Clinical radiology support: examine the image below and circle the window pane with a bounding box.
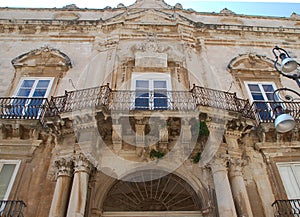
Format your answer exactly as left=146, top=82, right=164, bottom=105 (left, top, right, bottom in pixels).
left=0, top=164, right=16, bottom=200
left=36, top=80, right=50, bottom=88
left=248, top=84, right=260, bottom=92
left=20, top=80, right=34, bottom=88
left=265, top=93, right=275, bottom=101
left=252, top=93, right=264, bottom=101
left=136, top=80, right=149, bottom=89
left=154, top=81, right=167, bottom=89
left=32, top=89, right=47, bottom=97
left=16, top=89, right=31, bottom=97
left=136, top=91, right=149, bottom=98
left=135, top=98, right=149, bottom=110
left=262, top=84, right=275, bottom=92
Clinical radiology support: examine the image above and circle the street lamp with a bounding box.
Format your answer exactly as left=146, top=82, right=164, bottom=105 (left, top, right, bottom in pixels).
left=273, top=88, right=300, bottom=133
left=272, top=46, right=300, bottom=87
left=271, top=46, right=300, bottom=132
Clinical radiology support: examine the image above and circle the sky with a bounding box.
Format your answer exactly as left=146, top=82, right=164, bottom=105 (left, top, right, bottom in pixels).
left=0, top=0, right=299, bottom=18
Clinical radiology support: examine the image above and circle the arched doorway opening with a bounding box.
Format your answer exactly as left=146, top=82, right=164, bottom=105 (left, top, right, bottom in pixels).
left=102, top=170, right=203, bottom=217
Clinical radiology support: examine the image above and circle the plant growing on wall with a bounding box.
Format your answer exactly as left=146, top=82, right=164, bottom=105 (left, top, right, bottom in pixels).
left=198, top=121, right=209, bottom=137
left=192, top=152, right=202, bottom=163
left=150, top=149, right=165, bottom=159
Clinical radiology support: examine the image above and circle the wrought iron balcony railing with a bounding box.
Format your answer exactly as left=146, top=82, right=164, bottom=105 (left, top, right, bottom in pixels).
left=51, top=84, right=111, bottom=113
left=272, top=199, right=300, bottom=216
left=0, top=97, right=55, bottom=127
left=0, top=200, right=26, bottom=217
left=251, top=101, right=300, bottom=124
left=109, top=90, right=196, bottom=111
left=191, top=85, right=254, bottom=119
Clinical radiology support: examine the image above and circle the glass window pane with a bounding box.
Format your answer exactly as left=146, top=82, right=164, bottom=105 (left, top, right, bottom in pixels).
left=136, top=80, right=149, bottom=89
left=252, top=93, right=264, bottom=101
left=135, top=98, right=149, bottom=110
left=20, top=80, right=34, bottom=88
left=32, top=89, right=47, bottom=97
left=248, top=84, right=260, bottom=92
left=136, top=91, right=149, bottom=98
left=154, top=81, right=167, bottom=89
left=0, top=164, right=16, bottom=200
left=262, top=84, right=275, bottom=92
left=266, top=93, right=275, bottom=101
left=16, top=89, right=31, bottom=97
left=36, top=80, right=50, bottom=88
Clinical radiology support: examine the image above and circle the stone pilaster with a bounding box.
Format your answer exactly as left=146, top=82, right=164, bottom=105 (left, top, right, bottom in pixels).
left=210, top=158, right=237, bottom=217
left=135, top=124, right=145, bottom=145
left=66, top=153, right=93, bottom=217
left=112, top=124, right=122, bottom=152
left=49, top=158, right=73, bottom=217
left=181, top=119, right=191, bottom=144
left=229, top=159, right=253, bottom=217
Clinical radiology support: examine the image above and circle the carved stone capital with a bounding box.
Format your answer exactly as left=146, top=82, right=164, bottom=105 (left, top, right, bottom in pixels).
left=55, top=157, right=73, bottom=178
left=209, top=157, right=229, bottom=174
left=73, top=153, right=93, bottom=174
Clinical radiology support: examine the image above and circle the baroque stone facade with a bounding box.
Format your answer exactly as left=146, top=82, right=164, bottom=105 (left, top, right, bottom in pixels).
left=0, top=0, right=300, bottom=217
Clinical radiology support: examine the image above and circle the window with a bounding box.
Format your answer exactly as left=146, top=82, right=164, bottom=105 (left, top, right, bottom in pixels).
left=0, top=160, right=20, bottom=200
left=132, top=73, right=171, bottom=110
left=245, top=82, right=278, bottom=120
left=10, top=77, right=53, bottom=118
left=277, top=162, right=300, bottom=199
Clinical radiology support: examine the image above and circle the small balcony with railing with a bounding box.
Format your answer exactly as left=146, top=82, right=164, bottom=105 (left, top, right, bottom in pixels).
left=0, top=200, right=26, bottom=217
left=0, top=97, right=57, bottom=127
left=272, top=199, right=300, bottom=217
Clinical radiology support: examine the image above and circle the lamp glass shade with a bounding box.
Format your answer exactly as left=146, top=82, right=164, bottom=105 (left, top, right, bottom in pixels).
left=275, top=113, right=296, bottom=133
left=281, top=57, right=298, bottom=73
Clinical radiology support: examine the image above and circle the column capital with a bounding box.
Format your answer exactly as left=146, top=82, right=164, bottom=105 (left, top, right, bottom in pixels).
left=209, top=156, right=229, bottom=174
left=229, top=158, right=246, bottom=178
left=55, top=157, right=73, bottom=178
left=73, top=153, right=93, bottom=174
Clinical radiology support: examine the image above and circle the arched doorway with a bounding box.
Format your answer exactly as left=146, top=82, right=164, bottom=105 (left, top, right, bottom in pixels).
left=102, top=170, right=203, bottom=217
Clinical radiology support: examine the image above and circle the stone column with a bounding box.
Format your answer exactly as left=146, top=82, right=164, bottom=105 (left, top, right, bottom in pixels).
left=49, top=158, right=73, bottom=217
left=211, top=158, right=237, bottom=217
left=66, top=154, right=92, bottom=217
left=229, top=160, right=253, bottom=217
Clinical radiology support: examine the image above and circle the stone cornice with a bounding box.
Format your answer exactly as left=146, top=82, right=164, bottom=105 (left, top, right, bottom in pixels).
left=0, top=19, right=299, bottom=36
left=255, top=141, right=300, bottom=151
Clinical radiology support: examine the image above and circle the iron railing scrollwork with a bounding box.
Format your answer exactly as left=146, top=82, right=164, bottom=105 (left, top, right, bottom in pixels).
left=191, top=85, right=255, bottom=119
left=272, top=199, right=300, bottom=216
left=0, top=200, right=26, bottom=217
left=109, top=90, right=196, bottom=111
left=0, top=97, right=53, bottom=127
left=51, top=84, right=111, bottom=113
left=251, top=101, right=300, bottom=124
left=3, top=84, right=299, bottom=126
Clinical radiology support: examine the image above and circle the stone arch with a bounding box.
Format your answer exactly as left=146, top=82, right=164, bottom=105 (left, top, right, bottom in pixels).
left=12, top=46, right=71, bottom=71
left=90, top=167, right=211, bottom=215
left=227, top=53, right=275, bottom=74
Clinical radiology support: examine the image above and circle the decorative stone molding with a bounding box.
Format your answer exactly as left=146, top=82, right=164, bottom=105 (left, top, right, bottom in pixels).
left=12, top=46, right=72, bottom=69
left=73, top=153, right=93, bottom=174
left=209, top=157, right=229, bottom=174
left=220, top=8, right=235, bottom=15
left=55, top=157, right=73, bottom=178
